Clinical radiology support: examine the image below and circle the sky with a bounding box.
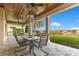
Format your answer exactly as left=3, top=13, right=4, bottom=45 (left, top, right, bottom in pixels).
left=36, top=6, right=79, bottom=30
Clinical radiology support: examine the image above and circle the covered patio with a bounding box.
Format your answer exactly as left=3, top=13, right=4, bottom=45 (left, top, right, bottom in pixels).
left=0, top=3, right=79, bottom=56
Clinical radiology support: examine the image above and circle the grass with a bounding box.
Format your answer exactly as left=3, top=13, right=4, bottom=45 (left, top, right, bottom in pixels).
left=50, top=34, right=79, bottom=49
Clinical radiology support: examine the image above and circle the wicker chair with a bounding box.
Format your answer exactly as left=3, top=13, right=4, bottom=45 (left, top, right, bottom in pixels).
left=14, top=34, right=30, bottom=56
left=33, top=33, right=49, bottom=56
left=39, top=33, right=48, bottom=48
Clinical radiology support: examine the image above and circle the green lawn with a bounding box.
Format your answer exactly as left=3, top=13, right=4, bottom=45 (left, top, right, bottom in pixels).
left=50, top=34, right=79, bottom=49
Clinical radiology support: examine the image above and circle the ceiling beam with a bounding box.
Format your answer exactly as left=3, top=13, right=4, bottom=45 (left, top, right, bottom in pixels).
left=37, top=3, right=78, bottom=19
left=7, top=20, right=25, bottom=25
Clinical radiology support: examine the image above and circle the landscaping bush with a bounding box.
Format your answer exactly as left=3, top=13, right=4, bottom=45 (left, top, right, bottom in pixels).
left=13, top=28, right=24, bottom=35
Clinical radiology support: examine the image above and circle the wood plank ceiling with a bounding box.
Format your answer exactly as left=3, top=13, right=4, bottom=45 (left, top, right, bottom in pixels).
left=0, top=3, right=63, bottom=24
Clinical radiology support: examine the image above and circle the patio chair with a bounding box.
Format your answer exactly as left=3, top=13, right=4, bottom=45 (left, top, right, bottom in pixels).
left=23, top=33, right=29, bottom=37
left=14, top=34, right=30, bottom=56
left=34, top=33, right=48, bottom=48
left=33, top=33, right=49, bottom=56
left=14, top=35, right=27, bottom=47
left=39, top=33, right=48, bottom=48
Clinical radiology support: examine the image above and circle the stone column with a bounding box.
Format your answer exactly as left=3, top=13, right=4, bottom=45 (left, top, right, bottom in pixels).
left=46, top=16, right=50, bottom=43
left=0, top=7, right=6, bottom=50
left=29, top=21, right=33, bottom=36
left=28, top=15, right=33, bottom=36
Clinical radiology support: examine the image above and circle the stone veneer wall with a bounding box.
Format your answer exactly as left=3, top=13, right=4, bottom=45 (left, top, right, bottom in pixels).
left=0, top=7, right=8, bottom=54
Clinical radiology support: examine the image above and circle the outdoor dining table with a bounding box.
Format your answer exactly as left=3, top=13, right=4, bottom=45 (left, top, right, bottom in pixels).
left=21, top=35, right=40, bottom=55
